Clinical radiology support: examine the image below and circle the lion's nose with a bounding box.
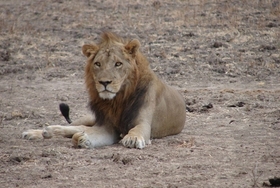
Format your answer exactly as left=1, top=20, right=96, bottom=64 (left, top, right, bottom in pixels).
left=99, top=81, right=112, bottom=87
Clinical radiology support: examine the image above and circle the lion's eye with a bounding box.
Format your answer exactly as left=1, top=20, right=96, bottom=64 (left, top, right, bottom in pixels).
left=94, top=62, right=101, bottom=67
left=115, top=62, right=122, bottom=67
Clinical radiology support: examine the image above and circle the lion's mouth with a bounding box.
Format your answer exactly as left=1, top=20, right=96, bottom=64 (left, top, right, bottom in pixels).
left=101, top=88, right=116, bottom=94
left=99, top=90, right=116, bottom=100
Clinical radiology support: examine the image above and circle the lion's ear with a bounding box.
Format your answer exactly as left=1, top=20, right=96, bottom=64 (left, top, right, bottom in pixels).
left=125, top=39, right=140, bottom=56
left=82, top=44, right=99, bottom=58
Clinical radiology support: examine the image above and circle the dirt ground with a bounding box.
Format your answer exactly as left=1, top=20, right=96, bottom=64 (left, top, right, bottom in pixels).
left=0, top=0, right=280, bottom=187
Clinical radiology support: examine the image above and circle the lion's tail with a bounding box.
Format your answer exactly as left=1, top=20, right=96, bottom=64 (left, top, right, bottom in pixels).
left=59, top=103, right=72, bottom=124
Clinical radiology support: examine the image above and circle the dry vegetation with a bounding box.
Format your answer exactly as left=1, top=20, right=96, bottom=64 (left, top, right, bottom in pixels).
left=0, top=0, right=280, bottom=187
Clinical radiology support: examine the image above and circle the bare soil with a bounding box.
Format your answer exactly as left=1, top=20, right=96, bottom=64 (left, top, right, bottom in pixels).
left=1, top=0, right=280, bottom=187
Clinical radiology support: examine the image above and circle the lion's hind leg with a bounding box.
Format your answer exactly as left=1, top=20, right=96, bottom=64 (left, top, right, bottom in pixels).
left=22, top=130, right=44, bottom=140
left=42, top=125, right=91, bottom=139
left=22, top=115, right=95, bottom=140
left=22, top=125, right=91, bottom=140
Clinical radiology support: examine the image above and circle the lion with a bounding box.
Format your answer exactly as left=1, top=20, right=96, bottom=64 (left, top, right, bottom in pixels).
left=22, top=32, right=186, bottom=149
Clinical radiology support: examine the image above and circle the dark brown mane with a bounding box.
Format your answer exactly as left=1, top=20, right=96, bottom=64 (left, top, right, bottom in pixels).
left=85, top=32, right=152, bottom=135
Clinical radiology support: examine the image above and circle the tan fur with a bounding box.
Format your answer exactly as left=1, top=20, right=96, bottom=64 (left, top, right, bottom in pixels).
left=22, top=32, right=186, bottom=149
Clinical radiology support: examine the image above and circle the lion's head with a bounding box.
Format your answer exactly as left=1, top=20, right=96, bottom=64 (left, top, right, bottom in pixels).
left=82, top=32, right=143, bottom=100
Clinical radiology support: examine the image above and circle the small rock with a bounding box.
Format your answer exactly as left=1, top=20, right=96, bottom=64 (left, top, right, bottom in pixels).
left=268, top=177, right=280, bottom=187
left=186, top=106, right=194, bottom=112
left=266, top=22, right=277, bottom=28
left=122, top=157, right=132, bottom=165
left=202, top=103, right=213, bottom=109
left=259, top=45, right=276, bottom=51
left=41, top=174, right=52, bottom=179
left=212, top=42, right=223, bottom=48
left=0, top=50, right=10, bottom=61
left=227, top=102, right=245, bottom=107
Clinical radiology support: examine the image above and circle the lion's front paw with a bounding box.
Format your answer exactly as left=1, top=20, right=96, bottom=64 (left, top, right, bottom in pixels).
left=22, top=130, right=44, bottom=140
left=120, top=134, right=147, bottom=149
left=72, top=132, right=92, bottom=149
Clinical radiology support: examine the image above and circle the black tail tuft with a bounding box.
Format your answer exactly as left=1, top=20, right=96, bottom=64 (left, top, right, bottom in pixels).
left=59, top=103, right=72, bottom=124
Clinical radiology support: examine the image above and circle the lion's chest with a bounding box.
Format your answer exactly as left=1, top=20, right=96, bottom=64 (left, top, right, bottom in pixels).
left=90, top=85, right=148, bottom=134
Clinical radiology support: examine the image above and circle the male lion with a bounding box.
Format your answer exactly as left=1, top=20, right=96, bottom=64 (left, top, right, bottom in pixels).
left=22, top=32, right=186, bottom=149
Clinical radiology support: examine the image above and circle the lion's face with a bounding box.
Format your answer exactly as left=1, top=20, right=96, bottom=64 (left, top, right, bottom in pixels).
left=83, top=36, right=140, bottom=100
left=90, top=47, right=133, bottom=99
